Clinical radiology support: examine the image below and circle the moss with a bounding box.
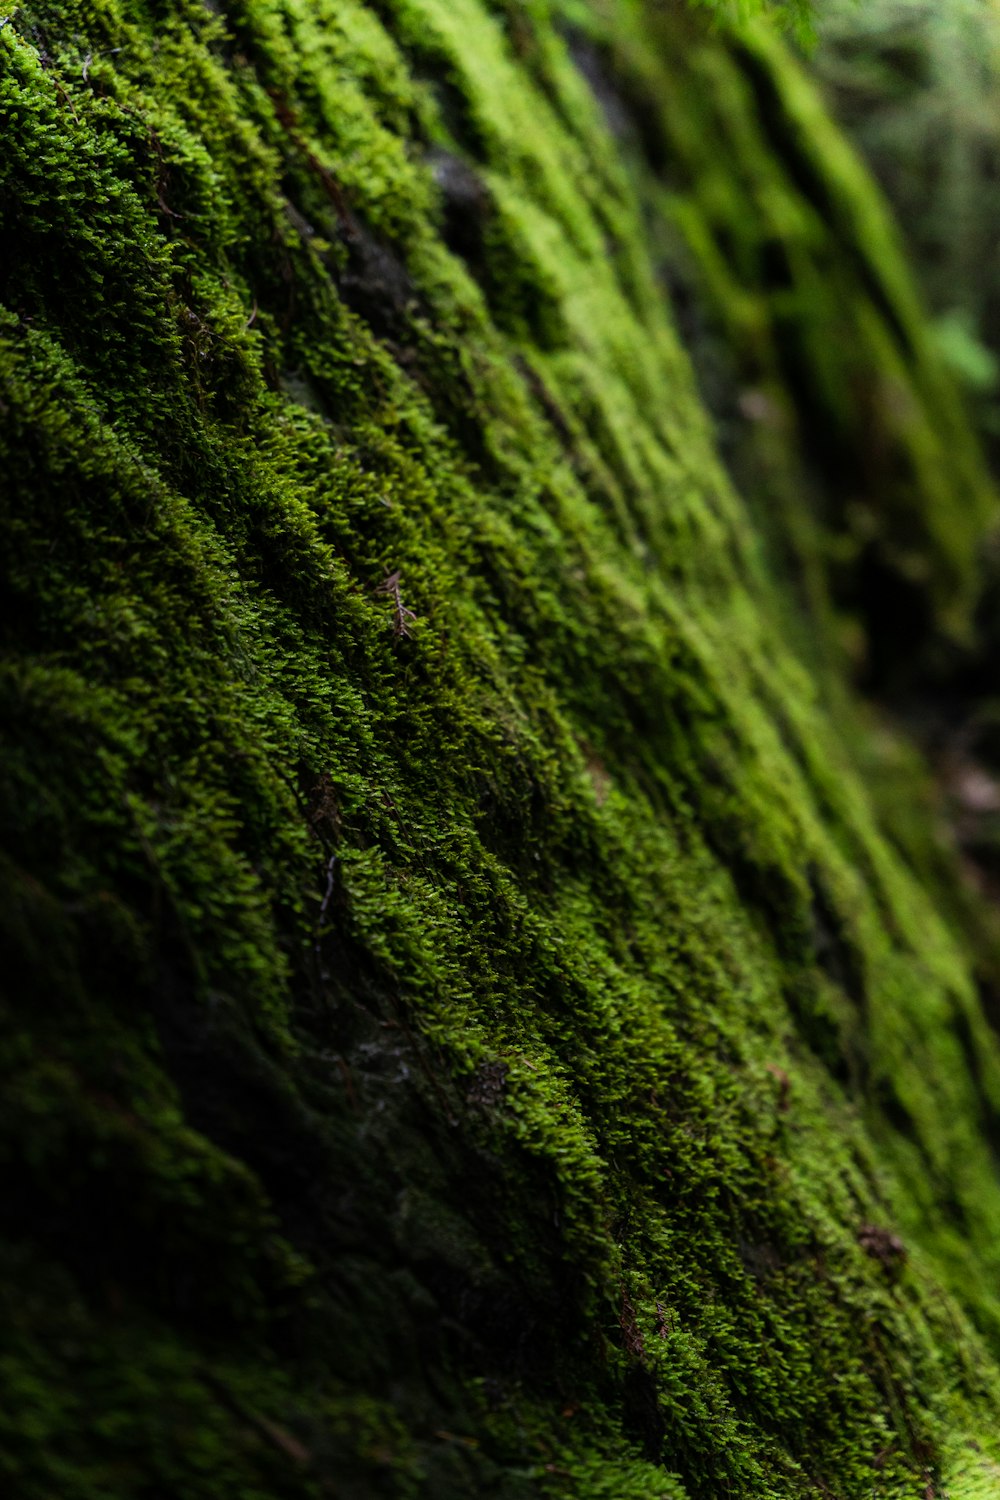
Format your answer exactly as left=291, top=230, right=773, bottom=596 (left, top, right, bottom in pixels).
left=2, top=0, right=1000, bottom=1495
left=580, top=5, right=996, bottom=691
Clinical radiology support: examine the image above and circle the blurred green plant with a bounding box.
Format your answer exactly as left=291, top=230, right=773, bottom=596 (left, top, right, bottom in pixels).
left=812, top=0, right=1000, bottom=433
left=695, top=0, right=813, bottom=32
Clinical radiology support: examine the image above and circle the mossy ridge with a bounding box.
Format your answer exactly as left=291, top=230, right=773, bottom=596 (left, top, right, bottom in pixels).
left=573, top=2, right=996, bottom=692
left=1, top=0, right=1000, bottom=1495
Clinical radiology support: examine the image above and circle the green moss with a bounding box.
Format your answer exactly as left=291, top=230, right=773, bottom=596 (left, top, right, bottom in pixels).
left=2, top=0, right=1000, bottom=1495
left=583, top=5, right=996, bottom=684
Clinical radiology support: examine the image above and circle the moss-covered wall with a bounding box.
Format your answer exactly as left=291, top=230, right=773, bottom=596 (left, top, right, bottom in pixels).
left=3, top=1, right=1000, bottom=1495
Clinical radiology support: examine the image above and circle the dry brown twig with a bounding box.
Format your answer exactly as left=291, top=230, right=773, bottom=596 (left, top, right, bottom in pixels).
left=376, top=569, right=417, bottom=637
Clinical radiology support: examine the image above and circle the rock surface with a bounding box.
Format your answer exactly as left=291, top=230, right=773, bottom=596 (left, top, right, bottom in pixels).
left=3, top=1, right=1000, bottom=1495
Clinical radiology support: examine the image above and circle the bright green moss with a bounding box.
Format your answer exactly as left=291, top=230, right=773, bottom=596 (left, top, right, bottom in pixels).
left=2, top=0, right=1000, bottom=1496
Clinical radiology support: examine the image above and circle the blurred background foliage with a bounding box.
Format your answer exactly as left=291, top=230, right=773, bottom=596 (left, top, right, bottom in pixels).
left=811, top=0, right=1000, bottom=444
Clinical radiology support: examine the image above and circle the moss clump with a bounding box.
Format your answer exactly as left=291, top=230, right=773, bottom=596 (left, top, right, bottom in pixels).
left=2, top=0, right=1000, bottom=1495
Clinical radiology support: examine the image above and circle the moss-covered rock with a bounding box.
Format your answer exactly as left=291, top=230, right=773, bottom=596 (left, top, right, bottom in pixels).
left=3, top=1, right=1000, bottom=1495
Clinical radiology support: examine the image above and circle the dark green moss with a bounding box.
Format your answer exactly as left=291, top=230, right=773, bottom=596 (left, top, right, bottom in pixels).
left=2, top=1, right=1000, bottom=1495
